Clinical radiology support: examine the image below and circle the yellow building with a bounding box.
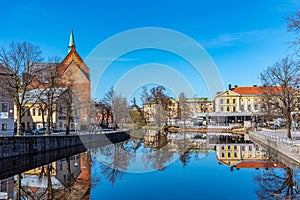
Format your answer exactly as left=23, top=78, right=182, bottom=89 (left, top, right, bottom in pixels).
left=214, top=85, right=263, bottom=113
left=143, top=97, right=213, bottom=123
left=14, top=88, right=80, bottom=132
left=216, top=143, right=268, bottom=167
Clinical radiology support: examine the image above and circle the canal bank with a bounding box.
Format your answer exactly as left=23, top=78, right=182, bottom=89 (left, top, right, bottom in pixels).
left=249, top=128, right=300, bottom=165
left=0, top=130, right=130, bottom=159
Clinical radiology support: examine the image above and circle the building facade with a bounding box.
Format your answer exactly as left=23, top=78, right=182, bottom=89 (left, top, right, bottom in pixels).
left=0, top=64, right=14, bottom=136
left=143, top=97, right=213, bottom=123
left=17, top=30, right=90, bottom=132
left=214, top=85, right=263, bottom=113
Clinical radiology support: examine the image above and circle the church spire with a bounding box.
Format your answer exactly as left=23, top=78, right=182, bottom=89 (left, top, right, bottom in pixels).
left=68, top=29, right=75, bottom=53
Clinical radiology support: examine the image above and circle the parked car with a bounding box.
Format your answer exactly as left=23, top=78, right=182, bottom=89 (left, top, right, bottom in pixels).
left=32, top=128, right=53, bottom=135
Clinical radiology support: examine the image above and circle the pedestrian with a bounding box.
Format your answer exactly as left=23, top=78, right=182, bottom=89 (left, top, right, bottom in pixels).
left=274, top=120, right=279, bottom=130
left=292, top=121, right=298, bottom=132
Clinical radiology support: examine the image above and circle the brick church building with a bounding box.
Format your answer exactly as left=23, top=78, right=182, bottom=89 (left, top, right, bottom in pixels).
left=58, top=30, right=91, bottom=130
left=20, top=30, right=91, bottom=132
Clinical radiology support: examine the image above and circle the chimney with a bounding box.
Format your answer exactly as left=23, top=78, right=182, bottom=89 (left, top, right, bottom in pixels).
left=253, top=85, right=257, bottom=87
left=228, top=84, right=232, bottom=90
left=234, top=85, right=238, bottom=88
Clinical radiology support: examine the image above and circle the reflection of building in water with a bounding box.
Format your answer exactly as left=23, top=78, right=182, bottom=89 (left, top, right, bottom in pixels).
left=21, top=155, right=81, bottom=199
left=55, top=152, right=91, bottom=200
left=0, top=177, right=14, bottom=200
left=214, top=135, right=283, bottom=170
left=144, top=130, right=168, bottom=149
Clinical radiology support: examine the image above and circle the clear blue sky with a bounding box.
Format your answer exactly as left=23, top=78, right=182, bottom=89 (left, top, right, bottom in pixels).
left=0, top=0, right=299, bottom=101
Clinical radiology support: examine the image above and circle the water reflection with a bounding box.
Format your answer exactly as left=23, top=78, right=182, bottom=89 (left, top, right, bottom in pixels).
left=2, top=130, right=300, bottom=199
left=2, top=152, right=91, bottom=200
left=254, top=167, right=300, bottom=199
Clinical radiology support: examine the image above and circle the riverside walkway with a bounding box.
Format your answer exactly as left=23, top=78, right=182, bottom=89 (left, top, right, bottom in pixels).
left=249, top=128, right=300, bottom=165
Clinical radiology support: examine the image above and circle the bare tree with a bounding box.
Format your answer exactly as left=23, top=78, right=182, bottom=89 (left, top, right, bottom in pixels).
left=146, top=86, right=172, bottom=129
left=0, top=41, right=43, bottom=136
left=113, top=93, right=130, bottom=129
left=260, top=56, right=300, bottom=139
left=286, top=11, right=300, bottom=55
left=130, top=97, right=147, bottom=124
left=178, top=92, right=190, bottom=129
left=254, top=167, right=300, bottom=200
left=57, top=71, right=81, bottom=135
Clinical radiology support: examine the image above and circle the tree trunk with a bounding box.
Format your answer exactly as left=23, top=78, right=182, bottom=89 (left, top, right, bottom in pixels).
left=16, top=106, right=22, bottom=136
left=287, top=115, right=292, bottom=139
left=46, top=109, right=51, bottom=135
left=16, top=174, right=22, bottom=200
left=46, top=164, right=53, bottom=199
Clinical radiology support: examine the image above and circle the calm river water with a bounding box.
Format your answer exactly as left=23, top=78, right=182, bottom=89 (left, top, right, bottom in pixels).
left=1, top=131, right=300, bottom=200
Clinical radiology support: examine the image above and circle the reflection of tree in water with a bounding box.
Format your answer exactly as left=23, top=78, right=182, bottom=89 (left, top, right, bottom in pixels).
left=98, top=141, right=134, bottom=185
left=143, top=145, right=175, bottom=171
left=254, top=167, right=300, bottom=200
left=15, top=163, right=56, bottom=200
left=15, top=153, right=91, bottom=200
left=179, top=152, right=191, bottom=167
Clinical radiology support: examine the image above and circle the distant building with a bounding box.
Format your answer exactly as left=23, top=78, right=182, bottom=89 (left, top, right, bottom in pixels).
left=0, top=64, right=14, bottom=136
left=143, top=97, right=213, bottom=123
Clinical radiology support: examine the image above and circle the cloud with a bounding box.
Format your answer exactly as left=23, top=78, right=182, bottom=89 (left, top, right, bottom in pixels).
left=87, top=56, right=139, bottom=62
left=201, top=29, right=274, bottom=48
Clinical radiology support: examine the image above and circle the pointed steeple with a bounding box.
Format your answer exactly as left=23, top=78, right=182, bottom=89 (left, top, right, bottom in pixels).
left=68, top=29, right=75, bottom=53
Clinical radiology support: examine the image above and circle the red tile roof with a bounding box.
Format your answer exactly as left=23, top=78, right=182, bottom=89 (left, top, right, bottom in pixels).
left=235, top=161, right=284, bottom=169
left=232, top=86, right=283, bottom=95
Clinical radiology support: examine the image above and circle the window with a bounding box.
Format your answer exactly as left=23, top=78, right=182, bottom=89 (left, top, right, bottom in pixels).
left=234, top=146, right=237, bottom=150
left=247, top=105, right=251, bottom=111
left=1, top=124, right=7, bottom=131
left=228, top=153, right=231, bottom=157
left=233, top=106, right=236, bottom=112
left=59, top=107, right=63, bottom=116
left=226, top=99, right=230, bottom=104
left=38, top=108, right=41, bottom=116
left=27, top=122, right=30, bottom=129
left=220, top=106, right=223, bottom=112
left=233, top=98, right=236, bottom=104
left=234, top=152, right=237, bottom=157
left=221, top=153, right=225, bottom=158
left=227, top=106, right=230, bottom=112
left=32, top=108, right=36, bottom=116
left=1, top=103, right=8, bottom=112
left=1, top=82, right=8, bottom=95
left=220, top=99, right=223, bottom=104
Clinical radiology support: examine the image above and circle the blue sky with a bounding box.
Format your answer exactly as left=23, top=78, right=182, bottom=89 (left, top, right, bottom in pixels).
left=0, top=0, right=299, bottom=101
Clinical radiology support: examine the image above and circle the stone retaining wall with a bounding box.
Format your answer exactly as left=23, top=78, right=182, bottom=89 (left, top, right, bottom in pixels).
left=249, top=132, right=300, bottom=164
left=0, top=131, right=130, bottom=159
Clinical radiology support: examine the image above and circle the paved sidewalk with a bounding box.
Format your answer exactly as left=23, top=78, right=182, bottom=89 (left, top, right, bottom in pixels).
left=254, top=128, right=300, bottom=142
left=250, top=128, right=300, bottom=146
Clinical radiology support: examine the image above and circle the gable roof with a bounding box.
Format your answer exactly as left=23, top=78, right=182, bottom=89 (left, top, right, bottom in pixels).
left=232, top=86, right=284, bottom=95
left=216, top=89, right=240, bottom=97
left=57, top=46, right=89, bottom=78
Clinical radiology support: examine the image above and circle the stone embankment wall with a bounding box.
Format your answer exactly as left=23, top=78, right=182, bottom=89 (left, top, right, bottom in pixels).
left=249, top=131, right=300, bottom=164
left=0, top=131, right=130, bottom=159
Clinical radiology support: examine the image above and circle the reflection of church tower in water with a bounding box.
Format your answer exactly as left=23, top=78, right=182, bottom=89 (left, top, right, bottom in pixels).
left=57, top=30, right=91, bottom=129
